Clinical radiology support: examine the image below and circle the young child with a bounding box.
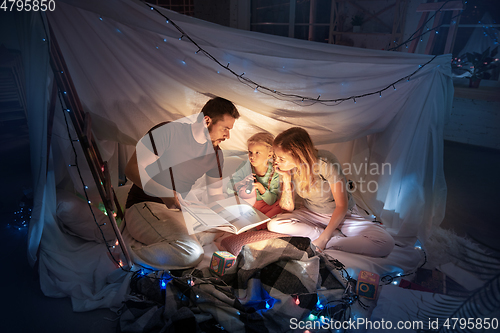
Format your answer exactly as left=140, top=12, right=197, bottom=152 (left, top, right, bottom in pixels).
left=227, top=132, right=282, bottom=221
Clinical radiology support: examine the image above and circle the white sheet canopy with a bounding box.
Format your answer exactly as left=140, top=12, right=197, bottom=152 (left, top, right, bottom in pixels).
left=3, top=0, right=452, bottom=310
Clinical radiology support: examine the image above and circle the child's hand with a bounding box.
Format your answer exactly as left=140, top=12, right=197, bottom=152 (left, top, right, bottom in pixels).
left=234, top=174, right=254, bottom=190
left=255, top=182, right=266, bottom=194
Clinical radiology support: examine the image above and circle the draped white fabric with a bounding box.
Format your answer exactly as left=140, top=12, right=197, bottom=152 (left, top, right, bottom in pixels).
left=16, top=0, right=452, bottom=310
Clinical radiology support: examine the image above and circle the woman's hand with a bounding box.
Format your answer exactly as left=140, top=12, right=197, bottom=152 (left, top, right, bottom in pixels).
left=273, top=162, right=291, bottom=180
left=312, top=236, right=329, bottom=252
left=275, top=163, right=295, bottom=212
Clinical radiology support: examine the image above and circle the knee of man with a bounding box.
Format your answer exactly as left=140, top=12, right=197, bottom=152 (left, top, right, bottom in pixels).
left=171, top=239, right=204, bottom=267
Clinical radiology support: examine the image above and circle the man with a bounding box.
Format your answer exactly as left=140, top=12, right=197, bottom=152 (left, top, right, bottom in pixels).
left=123, top=97, right=239, bottom=269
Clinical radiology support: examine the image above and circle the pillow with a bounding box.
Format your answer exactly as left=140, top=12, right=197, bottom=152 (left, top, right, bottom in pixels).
left=56, top=190, right=116, bottom=243
left=220, top=230, right=287, bottom=256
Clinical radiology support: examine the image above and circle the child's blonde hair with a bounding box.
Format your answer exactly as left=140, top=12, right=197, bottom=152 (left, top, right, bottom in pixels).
left=247, top=132, right=274, bottom=148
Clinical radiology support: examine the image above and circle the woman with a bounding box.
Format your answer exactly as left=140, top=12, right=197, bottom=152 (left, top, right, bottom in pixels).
left=268, top=127, right=394, bottom=257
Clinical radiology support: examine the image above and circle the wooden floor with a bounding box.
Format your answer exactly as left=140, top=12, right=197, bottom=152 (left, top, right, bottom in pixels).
left=1, top=118, right=499, bottom=332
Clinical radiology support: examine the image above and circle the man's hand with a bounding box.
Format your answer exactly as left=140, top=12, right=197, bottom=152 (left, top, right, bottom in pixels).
left=162, top=197, right=180, bottom=210
left=161, top=191, right=188, bottom=210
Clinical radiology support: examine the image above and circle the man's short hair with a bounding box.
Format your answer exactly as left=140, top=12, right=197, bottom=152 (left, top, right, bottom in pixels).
left=197, top=97, right=240, bottom=124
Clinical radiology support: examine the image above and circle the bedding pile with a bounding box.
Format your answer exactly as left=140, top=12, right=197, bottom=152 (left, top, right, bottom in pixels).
left=119, top=237, right=372, bottom=332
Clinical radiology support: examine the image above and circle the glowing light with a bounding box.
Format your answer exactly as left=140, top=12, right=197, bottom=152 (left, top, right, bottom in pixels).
left=295, top=296, right=300, bottom=305
left=308, top=314, right=316, bottom=320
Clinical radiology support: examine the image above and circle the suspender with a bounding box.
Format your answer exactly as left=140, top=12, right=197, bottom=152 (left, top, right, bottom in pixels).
left=148, top=123, right=176, bottom=192
left=215, top=148, right=223, bottom=180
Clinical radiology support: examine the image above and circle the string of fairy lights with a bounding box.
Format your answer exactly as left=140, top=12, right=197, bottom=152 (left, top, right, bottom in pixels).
left=386, top=0, right=464, bottom=51
left=25, top=0, right=435, bottom=319
left=141, top=1, right=445, bottom=106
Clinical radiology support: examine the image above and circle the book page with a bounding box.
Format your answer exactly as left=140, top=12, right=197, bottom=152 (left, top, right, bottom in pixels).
left=181, top=196, right=269, bottom=234
left=182, top=204, right=236, bottom=234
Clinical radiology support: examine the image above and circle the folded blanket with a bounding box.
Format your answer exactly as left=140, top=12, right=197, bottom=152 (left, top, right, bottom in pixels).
left=119, top=237, right=357, bottom=333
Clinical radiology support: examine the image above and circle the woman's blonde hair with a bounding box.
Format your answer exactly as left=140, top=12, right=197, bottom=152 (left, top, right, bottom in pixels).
left=247, top=132, right=274, bottom=148
left=273, top=127, right=317, bottom=193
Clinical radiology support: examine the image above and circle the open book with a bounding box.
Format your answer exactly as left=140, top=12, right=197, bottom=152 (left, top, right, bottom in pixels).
left=181, top=196, right=270, bottom=235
